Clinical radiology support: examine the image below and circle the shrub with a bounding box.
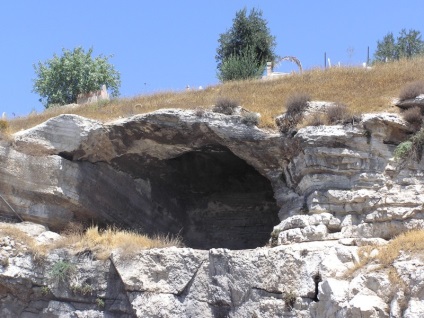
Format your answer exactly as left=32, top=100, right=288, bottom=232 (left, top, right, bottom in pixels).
left=399, top=80, right=424, bottom=101
left=394, top=127, right=424, bottom=161
left=212, top=97, right=239, bottom=115
left=217, top=46, right=266, bottom=82
left=50, top=260, right=75, bottom=283
left=283, top=290, right=297, bottom=311
left=278, top=93, right=311, bottom=133
left=194, top=107, right=206, bottom=118
left=0, top=120, right=8, bottom=131
left=325, top=103, right=351, bottom=124
left=410, top=127, right=424, bottom=160
left=285, top=93, right=311, bottom=116
left=96, top=298, right=105, bottom=308
left=241, top=112, right=260, bottom=126
left=401, top=106, right=423, bottom=129
left=394, top=141, right=413, bottom=160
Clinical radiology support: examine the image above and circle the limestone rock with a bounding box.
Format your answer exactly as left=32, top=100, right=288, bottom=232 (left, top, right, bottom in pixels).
left=394, top=93, right=424, bottom=110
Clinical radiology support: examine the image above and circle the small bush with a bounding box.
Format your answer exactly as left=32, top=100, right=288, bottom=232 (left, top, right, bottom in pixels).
left=96, top=298, right=105, bottom=308
left=0, top=120, right=8, bottom=131
left=285, top=93, right=311, bottom=116
left=50, top=260, right=75, bottom=283
left=212, top=97, right=239, bottom=115
left=241, top=112, right=260, bottom=126
left=278, top=93, right=311, bottom=133
left=71, top=283, right=93, bottom=296
left=410, top=127, right=424, bottom=160
left=394, top=127, right=424, bottom=161
left=325, top=103, right=351, bottom=124
left=283, top=290, right=297, bottom=311
left=399, top=80, right=424, bottom=101
left=394, top=141, right=413, bottom=160
left=217, top=46, right=265, bottom=82
left=401, top=106, right=423, bottom=129
left=194, top=107, right=206, bottom=118
left=41, top=286, right=51, bottom=296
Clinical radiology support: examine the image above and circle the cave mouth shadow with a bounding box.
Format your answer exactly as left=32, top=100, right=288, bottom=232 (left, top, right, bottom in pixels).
left=164, top=145, right=280, bottom=250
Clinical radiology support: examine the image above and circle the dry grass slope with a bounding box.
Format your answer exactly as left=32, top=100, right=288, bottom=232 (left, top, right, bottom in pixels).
left=7, top=56, right=424, bottom=132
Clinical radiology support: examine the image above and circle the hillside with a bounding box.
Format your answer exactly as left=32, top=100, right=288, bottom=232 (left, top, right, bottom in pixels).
left=7, top=56, right=424, bottom=133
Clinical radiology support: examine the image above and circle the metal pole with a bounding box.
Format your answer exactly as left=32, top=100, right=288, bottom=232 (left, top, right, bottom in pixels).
left=367, top=46, right=370, bottom=66
left=324, top=52, right=327, bottom=69
left=0, top=194, right=23, bottom=222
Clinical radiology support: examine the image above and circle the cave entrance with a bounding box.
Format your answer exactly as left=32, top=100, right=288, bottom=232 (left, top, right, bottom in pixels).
left=165, top=146, right=280, bottom=249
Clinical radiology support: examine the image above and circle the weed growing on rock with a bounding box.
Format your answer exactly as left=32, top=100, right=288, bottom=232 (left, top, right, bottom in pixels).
left=401, top=106, right=423, bottom=130
left=241, top=112, right=260, bottom=126
left=277, top=92, right=311, bottom=133
left=0, top=225, right=48, bottom=263
left=41, top=286, right=51, bottom=296
left=54, top=224, right=182, bottom=260
left=325, top=103, right=352, bottom=124
left=50, top=260, right=75, bottom=283
left=71, top=283, right=93, bottom=296
left=399, top=80, right=424, bottom=101
left=212, top=97, right=239, bottom=115
left=283, top=290, right=297, bottom=311
left=394, top=141, right=413, bottom=160
left=96, top=297, right=105, bottom=308
left=0, top=120, right=8, bottom=131
left=394, top=127, right=424, bottom=161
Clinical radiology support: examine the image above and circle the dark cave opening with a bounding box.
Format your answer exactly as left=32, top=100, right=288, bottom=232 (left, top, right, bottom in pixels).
left=166, top=146, right=280, bottom=249
left=111, top=145, right=280, bottom=250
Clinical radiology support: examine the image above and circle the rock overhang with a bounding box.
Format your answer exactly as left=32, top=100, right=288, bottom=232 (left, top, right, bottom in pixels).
left=3, top=108, right=424, bottom=249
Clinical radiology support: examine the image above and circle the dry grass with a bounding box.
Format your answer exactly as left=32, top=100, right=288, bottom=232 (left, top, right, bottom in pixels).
left=0, top=224, right=48, bottom=262
left=54, top=224, right=182, bottom=260
left=399, top=80, right=424, bottom=101
left=0, top=222, right=181, bottom=262
left=374, top=229, right=424, bottom=266
left=7, top=56, right=424, bottom=133
left=346, top=229, right=424, bottom=279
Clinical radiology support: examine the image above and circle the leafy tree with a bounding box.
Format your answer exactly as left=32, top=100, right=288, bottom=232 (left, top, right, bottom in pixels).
left=216, top=8, right=277, bottom=81
left=374, top=32, right=397, bottom=62
left=33, top=47, right=121, bottom=108
left=397, top=29, right=424, bottom=59
left=374, top=29, right=424, bottom=62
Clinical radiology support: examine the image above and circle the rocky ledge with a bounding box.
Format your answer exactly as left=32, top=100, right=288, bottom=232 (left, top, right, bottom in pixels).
left=0, top=108, right=423, bottom=317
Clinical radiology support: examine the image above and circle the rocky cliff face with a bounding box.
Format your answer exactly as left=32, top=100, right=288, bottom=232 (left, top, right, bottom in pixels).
left=0, top=109, right=423, bottom=317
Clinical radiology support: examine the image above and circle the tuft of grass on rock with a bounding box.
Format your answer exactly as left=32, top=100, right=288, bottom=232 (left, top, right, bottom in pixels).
left=212, top=97, right=239, bottom=115
left=54, top=225, right=182, bottom=260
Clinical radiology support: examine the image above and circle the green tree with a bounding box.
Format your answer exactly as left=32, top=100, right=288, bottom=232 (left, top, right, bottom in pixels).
left=33, top=47, right=121, bottom=108
left=397, top=29, right=424, bottom=59
left=374, top=29, right=424, bottom=62
left=216, top=8, right=277, bottom=81
left=374, top=32, right=397, bottom=62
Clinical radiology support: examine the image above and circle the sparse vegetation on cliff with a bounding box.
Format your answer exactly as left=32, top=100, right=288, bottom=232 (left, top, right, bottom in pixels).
left=54, top=224, right=182, bottom=260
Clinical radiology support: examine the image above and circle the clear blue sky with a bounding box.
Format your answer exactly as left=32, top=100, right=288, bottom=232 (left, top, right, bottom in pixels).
left=0, top=0, right=423, bottom=116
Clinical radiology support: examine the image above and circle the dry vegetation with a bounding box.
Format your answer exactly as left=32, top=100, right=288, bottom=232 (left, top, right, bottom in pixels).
left=53, top=224, right=182, bottom=260
left=347, top=230, right=424, bottom=280
left=0, top=222, right=181, bottom=261
left=6, top=56, right=424, bottom=132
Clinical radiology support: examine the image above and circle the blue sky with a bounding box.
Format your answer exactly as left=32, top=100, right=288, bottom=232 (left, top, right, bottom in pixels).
left=0, top=0, right=423, bottom=116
